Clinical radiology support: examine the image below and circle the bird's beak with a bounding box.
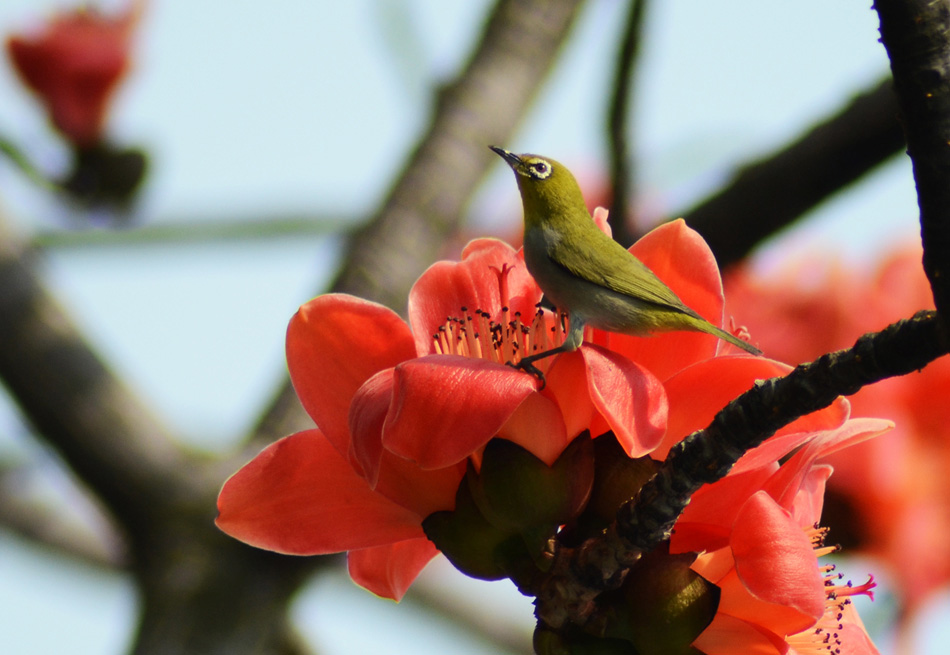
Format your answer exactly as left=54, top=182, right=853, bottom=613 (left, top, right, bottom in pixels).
left=489, top=145, right=522, bottom=169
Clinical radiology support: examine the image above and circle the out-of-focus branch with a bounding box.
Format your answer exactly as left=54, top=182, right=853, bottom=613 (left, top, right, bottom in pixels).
left=0, top=461, right=125, bottom=568
left=606, top=0, right=649, bottom=248
left=0, top=215, right=199, bottom=530
left=30, top=213, right=353, bottom=249
left=876, top=0, right=950, bottom=334
left=251, top=0, right=587, bottom=446
left=682, top=78, right=904, bottom=267
left=535, top=310, right=949, bottom=630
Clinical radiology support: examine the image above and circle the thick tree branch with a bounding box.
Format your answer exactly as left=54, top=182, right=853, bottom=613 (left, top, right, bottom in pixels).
left=876, top=0, right=950, bottom=332
left=0, top=216, right=199, bottom=530
left=683, top=78, right=904, bottom=267
left=251, top=0, right=587, bottom=445
left=606, top=0, right=649, bottom=248
left=535, top=310, right=949, bottom=630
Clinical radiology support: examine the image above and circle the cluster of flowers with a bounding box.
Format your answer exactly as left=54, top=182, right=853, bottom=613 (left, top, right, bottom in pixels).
left=217, top=214, right=883, bottom=654
left=726, top=245, right=950, bottom=628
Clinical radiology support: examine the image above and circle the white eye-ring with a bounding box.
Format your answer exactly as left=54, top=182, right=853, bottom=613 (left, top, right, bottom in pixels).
left=526, top=158, right=552, bottom=180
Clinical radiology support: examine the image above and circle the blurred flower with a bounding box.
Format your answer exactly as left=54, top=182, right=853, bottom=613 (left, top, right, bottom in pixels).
left=6, top=2, right=141, bottom=147
left=725, top=247, right=950, bottom=615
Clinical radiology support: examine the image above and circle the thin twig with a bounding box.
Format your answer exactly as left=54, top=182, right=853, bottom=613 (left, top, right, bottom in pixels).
left=606, top=0, right=649, bottom=248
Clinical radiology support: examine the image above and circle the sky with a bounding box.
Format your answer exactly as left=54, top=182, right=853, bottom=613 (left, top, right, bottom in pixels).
left=0, top=1, right=939, bottom=654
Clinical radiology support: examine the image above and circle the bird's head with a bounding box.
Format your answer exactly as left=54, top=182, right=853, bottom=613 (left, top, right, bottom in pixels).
left=490, top=146, right=587, bottom=227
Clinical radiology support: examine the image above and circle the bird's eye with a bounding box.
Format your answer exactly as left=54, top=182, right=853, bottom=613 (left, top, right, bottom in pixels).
left=529, top=161, right=551, bottom=179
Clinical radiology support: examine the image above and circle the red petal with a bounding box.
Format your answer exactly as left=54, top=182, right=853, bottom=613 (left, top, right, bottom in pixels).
left=347, top=538, right=439, bottom=601
left=373, top=451, right=466, bottom=518
left=408, top=238, right=541, bottom=356
left=729, top=492, right=825, bottom=632
left=544, top=351, right=596, bottom=438
left=287, top=294, right=416, bottom=457
left=216, top=430, right=423, bottom=555
left=605, top=220, right=727, bottom=379
left=692, top=612, right=788, bottom=655
left=632, top=220, right=725, bottom=327
left=578, top=345, right=667, bottom=457
left=496, top=390, right=570, bottom=465
left=659, top=356, right=791, bottom=459
left=6, top=5, right=138, bottom=146
left=659, top=356, right=849, bottom=461
left=382, top=355, right=538, bottom=469
left=348, top=369, right=396, bottom=485
left=671, top=466, right=775, bottom=554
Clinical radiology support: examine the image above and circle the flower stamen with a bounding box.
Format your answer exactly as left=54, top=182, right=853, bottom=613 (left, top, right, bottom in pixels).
left=785, top=524, right=877, bottom=654
left=431, top=266, right=567, bottom=366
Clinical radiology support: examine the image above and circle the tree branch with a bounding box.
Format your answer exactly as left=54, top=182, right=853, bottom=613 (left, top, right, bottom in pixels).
left=683, top=78, right=904, bottom=267
left=0, top=215, right=199, bottom=530
left=605, top=0, right=649, bottom=248
left=0, top=461, right=126, bottom=568
left=876, top=0, right=950, bottom=333
left=250, top=0, right=587, bottom=446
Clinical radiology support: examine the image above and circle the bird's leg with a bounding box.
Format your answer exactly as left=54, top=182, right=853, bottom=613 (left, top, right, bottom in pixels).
left=512, top=343, right=571, bottom=389
left=508, top=319, right=584, bottom=389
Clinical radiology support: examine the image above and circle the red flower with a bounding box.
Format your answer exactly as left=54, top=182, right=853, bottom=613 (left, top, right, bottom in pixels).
left=218, top=215, right=833, bottom=602
left=672, top=418, right=889, bottom=654
left=6, top=2, right=141, bottom=147
left=218, top=221, right=679, bottom=599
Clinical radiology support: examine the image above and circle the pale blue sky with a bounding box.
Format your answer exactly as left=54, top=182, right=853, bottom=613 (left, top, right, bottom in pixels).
left=0, top=2, right=935, bottom=654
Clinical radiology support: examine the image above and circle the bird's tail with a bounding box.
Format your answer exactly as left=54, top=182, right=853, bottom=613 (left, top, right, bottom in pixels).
left=702, top=322, right=762, bottom=356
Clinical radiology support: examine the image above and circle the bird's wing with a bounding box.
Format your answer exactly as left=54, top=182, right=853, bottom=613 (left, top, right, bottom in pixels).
left=548, top=228, right=691, bottom=311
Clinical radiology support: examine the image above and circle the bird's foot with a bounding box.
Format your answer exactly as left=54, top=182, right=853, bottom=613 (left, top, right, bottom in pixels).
left=506, top=359, right=546, bottom=390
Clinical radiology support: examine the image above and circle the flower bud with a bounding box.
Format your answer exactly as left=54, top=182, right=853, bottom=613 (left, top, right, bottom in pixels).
left=469, top=432, right=594, bottom=534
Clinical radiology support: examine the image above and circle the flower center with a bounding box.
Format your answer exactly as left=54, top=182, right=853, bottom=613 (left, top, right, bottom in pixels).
left=431, top=264, right=567, bottom=365
left=785, top=524, right=877, bottom=654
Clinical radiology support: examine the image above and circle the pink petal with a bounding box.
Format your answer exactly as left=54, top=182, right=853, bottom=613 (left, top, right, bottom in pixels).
left=348, top=538, right=439, bottom=601
left=287, top=294, right=416, bottom=457
left=408, top=238, right=541, bottom=356
left=763, top=418, right=893, bottom=513
left=592, top=206, right=613, bottom=237
left=578, top=345, right=667, bottom=457
left=730, top=492, right=825, bottom=632
left=382, top=355, right=538, bottom=469
left=833, top=603, right=882, bottom=655
left=216, top=430, right=423, bottom=555
left=787, top=465, right=832, bottom=528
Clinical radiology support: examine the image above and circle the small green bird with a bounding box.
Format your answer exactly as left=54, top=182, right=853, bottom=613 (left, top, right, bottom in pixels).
left=490, top=146, right=761, bottom=379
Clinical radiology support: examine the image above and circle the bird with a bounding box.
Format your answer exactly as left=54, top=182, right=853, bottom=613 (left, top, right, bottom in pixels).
left=490, top=146, right=761, bottom=381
